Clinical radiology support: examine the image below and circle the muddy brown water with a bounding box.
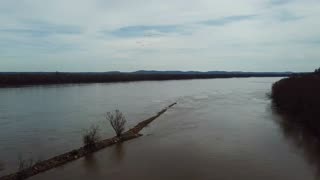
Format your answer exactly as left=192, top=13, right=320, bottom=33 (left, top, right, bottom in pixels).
left=0, top=78, right=318, bottom=179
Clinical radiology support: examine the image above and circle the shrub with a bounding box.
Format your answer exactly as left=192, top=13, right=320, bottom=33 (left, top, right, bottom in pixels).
left=82, top=125, right=100, bottom=148
left=17, top=156, right=34, bottom=172
left=107, top=110, right=127, bottom=137
left=15, top=156, right=35, bottom=179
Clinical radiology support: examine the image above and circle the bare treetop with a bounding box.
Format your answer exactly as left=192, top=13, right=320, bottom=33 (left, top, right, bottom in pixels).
left=107, top=110, right=127, bottom=137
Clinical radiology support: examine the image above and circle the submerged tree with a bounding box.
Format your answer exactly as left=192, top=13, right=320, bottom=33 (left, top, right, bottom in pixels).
left=107, top=110, right=127, bottom=137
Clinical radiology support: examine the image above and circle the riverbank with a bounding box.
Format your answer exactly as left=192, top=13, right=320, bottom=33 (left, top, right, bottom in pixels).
left=0, top=72, right=293, bottom=87
left=271, top=73, right=320, bottom=134
left=0, top=102, right=176, bottom=180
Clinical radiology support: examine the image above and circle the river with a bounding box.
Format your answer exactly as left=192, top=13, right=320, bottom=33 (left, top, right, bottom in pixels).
left=0, top=78, right=318, bottom=179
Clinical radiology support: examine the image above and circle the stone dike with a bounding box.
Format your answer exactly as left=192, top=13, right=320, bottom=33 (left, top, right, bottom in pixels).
left=0, top=102, right=177, bottom=180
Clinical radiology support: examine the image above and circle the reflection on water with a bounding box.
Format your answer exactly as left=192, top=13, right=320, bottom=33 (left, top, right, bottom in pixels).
left=83, top=154, right=98, bottom=171
left=273, top=110, right=320, bottom=178
left=113, top=143, right=125, bottom=161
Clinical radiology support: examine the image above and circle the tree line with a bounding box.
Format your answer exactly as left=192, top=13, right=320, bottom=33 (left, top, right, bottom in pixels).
left=0, top=72, right=292, bottom=87
left=271, top=68, right=320, bottom=135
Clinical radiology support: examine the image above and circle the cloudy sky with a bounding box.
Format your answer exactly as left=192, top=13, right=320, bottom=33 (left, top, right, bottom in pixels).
left=0, top=0, right=319, bottom=72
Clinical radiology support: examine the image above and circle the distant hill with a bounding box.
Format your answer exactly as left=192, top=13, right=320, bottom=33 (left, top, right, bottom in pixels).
left=0, top=70, right=297, bottom=75
left=0, top=70, right=303, bottom=87
left=130, top=70, right=295, bottom=76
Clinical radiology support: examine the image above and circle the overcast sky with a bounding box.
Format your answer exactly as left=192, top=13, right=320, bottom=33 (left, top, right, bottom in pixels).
left=0, top=0, right=319, bottom=72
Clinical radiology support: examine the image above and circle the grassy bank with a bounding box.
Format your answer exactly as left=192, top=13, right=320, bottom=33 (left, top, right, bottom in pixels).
left=271, top=69, right=320, bottom=134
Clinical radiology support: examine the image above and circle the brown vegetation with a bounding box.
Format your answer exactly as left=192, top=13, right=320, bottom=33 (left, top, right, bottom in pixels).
left=107, top=110, right=127, bottom=137
left=17, top=157, right=34, bottom=172
left=16, top=157, right=36, bottom=180
left=82, top=125, right=100, bottom=148
left=271, top=69, right=320, bottom=134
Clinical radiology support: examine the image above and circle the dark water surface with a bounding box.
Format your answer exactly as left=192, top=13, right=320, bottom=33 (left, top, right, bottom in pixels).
left=0, top=78, right=318, bottom=179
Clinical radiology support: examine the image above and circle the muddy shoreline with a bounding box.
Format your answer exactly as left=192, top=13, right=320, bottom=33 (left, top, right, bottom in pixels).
left=0, top=102, right=176, bottom=180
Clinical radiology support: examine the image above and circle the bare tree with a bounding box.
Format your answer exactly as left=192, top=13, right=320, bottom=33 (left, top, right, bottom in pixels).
left=82, top=125, right=100, bottom=148
left=15, top=155, right=35, bottom=179
left=107, top=110, right=126, bottom=137
left=17, top=156, right=34, bottom=172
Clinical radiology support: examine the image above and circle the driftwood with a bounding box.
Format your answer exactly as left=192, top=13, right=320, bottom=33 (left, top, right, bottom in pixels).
left=0, top=102, right=177, bottom=180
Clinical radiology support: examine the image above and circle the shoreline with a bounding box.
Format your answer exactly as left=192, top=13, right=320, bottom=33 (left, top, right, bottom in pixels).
left=0, top=73, right=293, bottom=88
left=0, top=102, right=177, bottom=180
left=271, top=73, right=320, bottom=135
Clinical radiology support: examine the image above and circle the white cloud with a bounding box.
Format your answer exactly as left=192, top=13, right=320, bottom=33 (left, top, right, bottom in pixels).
left=0, top=0, right=319, bottom=71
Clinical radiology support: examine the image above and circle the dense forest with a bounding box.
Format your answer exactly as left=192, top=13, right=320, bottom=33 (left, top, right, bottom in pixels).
left=0, top=72, right=292, bottom=87
left=271, top=68, right=320, bottom=135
